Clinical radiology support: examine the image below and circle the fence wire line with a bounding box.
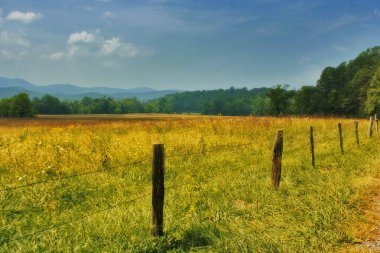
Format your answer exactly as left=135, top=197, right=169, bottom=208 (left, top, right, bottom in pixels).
left=4, top=178, right=210, bottom=244
left=0, top=158, right=150, bottom=193
left=166, top=142, right=256, bottom=159
left=1, top=128, right=368, bottom=193
left=1, top=162, right=253, bottom=237
left=2, top=129, right=377, bottom=244
left=0, top=141, right=258, bottom=193
left=4, top=192, right=151, bottom=244
left=166, top=162, right=254, bottom=188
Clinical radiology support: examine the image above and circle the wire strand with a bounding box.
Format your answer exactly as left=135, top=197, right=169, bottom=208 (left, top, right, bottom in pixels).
left=5, top=192, right=150, bottom=244
left=0, top=158, right=150, bottom=193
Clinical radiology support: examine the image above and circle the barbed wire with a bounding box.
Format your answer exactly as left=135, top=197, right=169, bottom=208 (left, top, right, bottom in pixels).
left=3, top=192, right=151, bottom=244
left=1, top=127, right=377, bottom=235
left=0, top=158, right=150, bottom=193
left=1, top=129, right=369, bottom=194
left=3, top=177, right=216, bottom=245
left=166, top=142, right=258, bottom=159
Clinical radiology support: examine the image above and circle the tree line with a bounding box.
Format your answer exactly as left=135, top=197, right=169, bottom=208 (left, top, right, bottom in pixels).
left=0, top=88, right=270, bottom=117
left=1, top=46, right=380, bottom=117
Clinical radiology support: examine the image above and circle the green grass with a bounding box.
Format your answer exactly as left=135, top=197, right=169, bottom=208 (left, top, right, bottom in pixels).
left=0, top=116, right=379, bottom=252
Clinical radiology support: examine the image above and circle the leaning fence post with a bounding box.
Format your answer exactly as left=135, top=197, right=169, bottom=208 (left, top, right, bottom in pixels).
left=152, top=144, right=165, bottom=237
left=310, top=126, right=315, bottom=167
left=354, top=121, right=359, bottom=146
left=272, top=130, right=283, bottom=188
left=338, top=123, right=344, bottom=154
left=369, top=116, right=374, bottom=138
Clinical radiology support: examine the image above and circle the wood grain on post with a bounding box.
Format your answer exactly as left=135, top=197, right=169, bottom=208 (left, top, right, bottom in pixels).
left=375, top=113, right=378, bottom=134
left=152, top=144, right=165, bottom=237
left=272, top=130, right=283, bottom=188
left=310, top=126, right=315, bottom=167
left=338, top=123, right=344, bottom=154
left=376, top=119, right=378, bottom=134
left=369, top=116, right=374, bottom=138
left=354, top=121, right=359, bottom=146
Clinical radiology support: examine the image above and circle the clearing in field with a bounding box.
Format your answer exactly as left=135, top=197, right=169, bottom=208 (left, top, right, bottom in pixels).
left=0, top=115, right=379, bottom=252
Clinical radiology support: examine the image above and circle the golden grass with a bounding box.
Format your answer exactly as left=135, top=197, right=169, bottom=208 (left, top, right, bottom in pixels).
left=0, top=115, right=379, bottom=252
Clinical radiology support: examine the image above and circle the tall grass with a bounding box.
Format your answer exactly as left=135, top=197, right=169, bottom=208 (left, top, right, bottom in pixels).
left=0, top=116, right=378, bottom=252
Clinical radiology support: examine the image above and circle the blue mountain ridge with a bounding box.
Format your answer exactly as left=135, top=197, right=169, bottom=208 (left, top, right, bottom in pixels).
left=0, top=77, right=181, bottom=101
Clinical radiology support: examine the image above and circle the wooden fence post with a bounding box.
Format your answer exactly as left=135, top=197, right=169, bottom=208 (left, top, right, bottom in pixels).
left=272, top=130, right=283, bottom=188
left=152, top=144, right=165, bottom=237
left=310, top=126, right=315, bottom=167
left=338, top=123, right=344, bottom=154
left=369, top=116, right=374, bottom=138
left=354, top=121, right=359, bottom=146
left=375, top=113, right=378, bottom=134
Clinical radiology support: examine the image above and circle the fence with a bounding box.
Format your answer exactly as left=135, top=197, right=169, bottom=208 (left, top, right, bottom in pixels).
left=0, top=117, right=378, bottom=246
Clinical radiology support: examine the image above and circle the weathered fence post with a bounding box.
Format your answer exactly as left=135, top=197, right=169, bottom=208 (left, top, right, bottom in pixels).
left=369, top=116, right=374, bottom=138
left=272, top=130, right=283, bottom=188
left=354, top=121, right=359, bottom=146
left=152, top=144, right=165, bottom=237
left=338, top=123, right=344, bottom=154
left=310, top=126, right=315, bottom=167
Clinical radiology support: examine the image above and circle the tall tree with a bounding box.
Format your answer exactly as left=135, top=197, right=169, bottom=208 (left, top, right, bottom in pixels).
left=365, top=67, right=380, bottom=114
left=267, top=85, right=295, bottom=115
left=9, top=93, right=34, bottom=117
left=293, top=86, right=325, bottom=115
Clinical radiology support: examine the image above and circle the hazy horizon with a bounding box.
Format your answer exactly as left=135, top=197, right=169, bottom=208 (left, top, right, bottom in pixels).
left=0, top=0, right=379, bottom=90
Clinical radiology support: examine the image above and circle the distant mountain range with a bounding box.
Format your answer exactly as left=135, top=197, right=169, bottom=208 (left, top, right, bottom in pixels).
left=0, top=77, right=181, bottom=101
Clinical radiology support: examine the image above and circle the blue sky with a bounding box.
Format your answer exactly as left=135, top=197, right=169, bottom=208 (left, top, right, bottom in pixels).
left=0, top=0, right=379, bottom=90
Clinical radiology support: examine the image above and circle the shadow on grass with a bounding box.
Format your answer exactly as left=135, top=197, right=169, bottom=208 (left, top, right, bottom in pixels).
left=140, top=223, right=220, bottom=252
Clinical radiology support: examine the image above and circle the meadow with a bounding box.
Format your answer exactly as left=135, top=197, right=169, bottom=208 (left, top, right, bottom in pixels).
left=0, top=114, right=379, bottom=252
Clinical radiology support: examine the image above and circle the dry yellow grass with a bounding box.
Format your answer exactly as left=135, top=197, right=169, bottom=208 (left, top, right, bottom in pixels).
left=0, top=114, right=379, bottom=252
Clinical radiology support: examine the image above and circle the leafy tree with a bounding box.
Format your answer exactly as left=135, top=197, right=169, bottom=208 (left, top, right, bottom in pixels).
left=250, top=94, right=269, bottom=116
left=293, top=86, right=325, bottom=115
left=0, top=98, right=11, bottom=117
left=33, top=94, right=70, bottom=114
left=316, top=46, right=380, bottom=116
left=8, top=93, right=34, bottom=117
left=267, top=85, right=295, bottom=115
left=365, top=67, right=380, bottom=114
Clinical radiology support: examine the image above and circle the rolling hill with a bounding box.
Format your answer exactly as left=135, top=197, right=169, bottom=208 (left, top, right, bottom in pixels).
left=0, top=77, right=181, bottom=101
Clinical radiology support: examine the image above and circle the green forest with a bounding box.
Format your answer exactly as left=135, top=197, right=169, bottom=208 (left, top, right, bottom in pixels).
left=1, top=46, right=380, bottom=117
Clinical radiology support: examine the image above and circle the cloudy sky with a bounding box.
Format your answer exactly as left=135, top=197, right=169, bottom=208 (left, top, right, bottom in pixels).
left=0, top=0, right=379, bottom=90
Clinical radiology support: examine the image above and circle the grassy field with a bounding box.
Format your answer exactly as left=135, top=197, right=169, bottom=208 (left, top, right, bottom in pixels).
left=0, top=114, right=379, bottom=252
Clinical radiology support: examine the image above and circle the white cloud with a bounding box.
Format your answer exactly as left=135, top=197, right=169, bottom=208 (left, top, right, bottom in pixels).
left=100, top=37, right=138, bottom=57
left=6, top=11, right=42, bottom=23
left=101, top=37, right=121, bottom=54
left=67, top=45, right=79, bottom=57
left=102, top=11, right=115, bottom=19
left=67, top=31, right=95, bottom=44
left=0, top=31, right=31, bottom=60
left=0, top=48, right=29, bottom=60
left=47, top=31, right=140, bottom=61
left=49, top=52, right=64, bottom=60
left=0, top=31, right=30, bottom=47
